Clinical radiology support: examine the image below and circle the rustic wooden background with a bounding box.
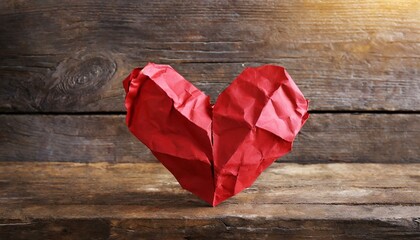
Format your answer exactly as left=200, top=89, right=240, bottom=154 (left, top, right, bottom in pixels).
left=0, top=0, right=419, bottom=164
left=0, top=0, right=419, bottom=239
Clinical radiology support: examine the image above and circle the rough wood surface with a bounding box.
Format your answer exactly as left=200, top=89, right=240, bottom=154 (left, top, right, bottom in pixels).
left=1, top=114, right=418, bottom=163
left=0, top=0, right=419, bottom=112
left=0, top=162, right=419, bottom=239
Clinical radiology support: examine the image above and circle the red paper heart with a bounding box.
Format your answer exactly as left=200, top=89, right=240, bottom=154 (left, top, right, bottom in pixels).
left=123, top=63, right=309, bottom=206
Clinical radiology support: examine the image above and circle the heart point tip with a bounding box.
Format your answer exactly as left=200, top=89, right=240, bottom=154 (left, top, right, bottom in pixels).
left=211, top=196, right=222, bottom=207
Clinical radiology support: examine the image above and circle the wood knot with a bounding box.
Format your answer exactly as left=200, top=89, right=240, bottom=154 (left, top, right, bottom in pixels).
left=42, top=54, right=116, bottom=111
left=55, top=55, right=116, bottom=95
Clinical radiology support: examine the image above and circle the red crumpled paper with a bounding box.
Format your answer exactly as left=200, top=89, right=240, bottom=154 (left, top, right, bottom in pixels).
left=123, top=63, right=309, bottom=206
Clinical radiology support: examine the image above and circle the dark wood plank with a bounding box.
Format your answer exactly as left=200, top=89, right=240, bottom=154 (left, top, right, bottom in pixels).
left=0, top=0, right=419, bottom=112
left=2, top=218, right=420, bottom=240
left=0, top=162, right=419, bottom=239
left=0, top=114, right=419, bottom=163
left=0, top=220, right=109, bottom=240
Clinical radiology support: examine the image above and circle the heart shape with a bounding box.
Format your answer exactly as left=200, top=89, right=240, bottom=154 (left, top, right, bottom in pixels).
left=123, top=63, right=309, bottom=206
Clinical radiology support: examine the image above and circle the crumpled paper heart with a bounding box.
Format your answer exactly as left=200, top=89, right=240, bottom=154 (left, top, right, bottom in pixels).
left=123, top=63, right=309, bottom=206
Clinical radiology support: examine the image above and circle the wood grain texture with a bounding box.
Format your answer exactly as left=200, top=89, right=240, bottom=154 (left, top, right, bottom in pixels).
left=0, top=0, right=419, bottom=112
left=0, top=162, right=419, bottom=239
left=0, top=113, right=419, bottom=163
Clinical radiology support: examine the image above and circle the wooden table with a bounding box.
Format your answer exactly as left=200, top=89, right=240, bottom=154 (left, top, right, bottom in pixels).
left=1, top=162, right=419, bottom=239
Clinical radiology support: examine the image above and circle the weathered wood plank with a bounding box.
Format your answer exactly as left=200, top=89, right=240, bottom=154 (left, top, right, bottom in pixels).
left=1, top=217, right=420, bottom=240
left=1, top=162, right=420, bottom=206
left=0, top=162, right=419, bottom=239
left=0, top=0, right=419, bottom=112
left=0, top=220, right=109, bottom=240
left=0, top=114, right=419, bottom=163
